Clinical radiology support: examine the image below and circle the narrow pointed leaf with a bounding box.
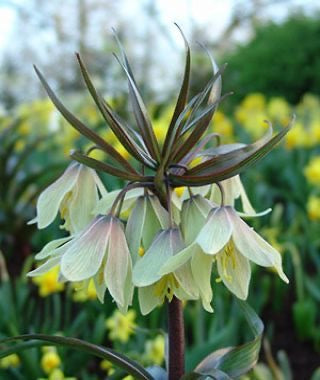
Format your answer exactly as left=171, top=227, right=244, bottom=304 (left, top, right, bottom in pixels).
left=71, top=151, right=151, bottom=182
left=169, top=119, right=293, bottom=186
left=34, top=65, right=136, bottom=173
left=162, top=24, right=191, bottom=156
left=194, top=301, right=263, bottom=378
left=113, top=53, right=161, bottom=162
left=0, top=334, right=153, bottom=380
left=76, top=54, right=155, bottom=169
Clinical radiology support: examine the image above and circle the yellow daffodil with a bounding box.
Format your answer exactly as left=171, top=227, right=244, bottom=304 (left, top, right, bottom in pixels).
left=0, top=354, right=20, bottom=369
left=285, top=122, right=308, bottom=149
left=105, top=309, right=136, bottom=343
left=267, top=97, right=290, bottom=124
left=304, top=156, right=320, bottom=186
left=41, top=348, right=61, bottom=374
left=100, top=359, right=115, bottom=375
left=32, top=266, right=64, bottom=297
left=144, top=335, right=165, bottom=366
left=307, top=195, right=320, bottom=221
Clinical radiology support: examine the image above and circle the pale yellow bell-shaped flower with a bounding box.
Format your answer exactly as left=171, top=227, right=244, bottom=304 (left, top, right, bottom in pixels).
left=132, top=228, right=199, bottom=315
left=29, top=162, right=107, bottom=233
left=28, top=215, right=133, bottom=311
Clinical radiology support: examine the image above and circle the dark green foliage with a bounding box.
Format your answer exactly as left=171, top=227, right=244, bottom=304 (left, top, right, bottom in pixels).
left=223, top=15, right=320, bottom=104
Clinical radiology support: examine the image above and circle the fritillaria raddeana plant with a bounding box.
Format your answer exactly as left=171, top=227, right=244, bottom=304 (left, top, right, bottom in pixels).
left=2, top=27, right=294, bottom=380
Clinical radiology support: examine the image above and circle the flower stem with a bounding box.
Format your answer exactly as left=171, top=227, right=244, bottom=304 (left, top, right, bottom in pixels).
left=167, top=296, right=185, bottom=380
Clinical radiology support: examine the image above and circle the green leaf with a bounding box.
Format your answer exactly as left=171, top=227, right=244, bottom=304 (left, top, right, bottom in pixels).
left=113, top=53, right=161, bottom=162
left=193, top=301, right=263, bottom=378
left=70, top=150, right=151, bottom=182
left=170, top=118, right=294, bottom=186
left=33, top=65, right=137, bottom=173
left=162, top=24, right=191, bottom=157
left=75, top=54, right=155, bottom=169
left=171, top=65, right=226, bottom=163
left=0, top=334, right=153, bottom=380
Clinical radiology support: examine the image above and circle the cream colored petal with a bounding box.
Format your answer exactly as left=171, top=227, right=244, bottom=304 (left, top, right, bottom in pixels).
left=237, top=176, right=256, bottom=215
left=27, top=256, right=61, bottom=277
left=35, top=236, right=72, bottom=260
left=196, top=207, right=233, bottom=255
left=61, top=216, right=111, bottom=281
left=36, top=162, right=80, bottom=229
left=181, top=195, right=212, bottom=245
left=229, top=209, right=288, bottom=282
left=191, top=249, right=214, bottom=312
left=94, top=188, right=143, bottom=214
left=68, top=166, right=99, bottom=232
left=94, top=267, right=107, bottom=303
left=105, top=218, right=132, bottom=308
left=91, top=170, right=108, bottom=198
left=138, top=286, right=162, bottom=315
left=217, top=246, right=251, bottom=300
left=133, top=228, right=184, bottom=287
left=126, top=196, right=147, bottom=263
left=142, top=196, right=169, bottom=251
left=159, top=242, right=198, bottom=275
left=175, top=262, right=199, bottom=299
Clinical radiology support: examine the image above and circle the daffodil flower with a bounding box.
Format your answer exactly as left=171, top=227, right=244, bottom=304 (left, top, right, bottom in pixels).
left=29, top=162, right=107, bottom=233
left=133, top=228, right=198, bottom=315
left=28, top=215, right=133, bottom=311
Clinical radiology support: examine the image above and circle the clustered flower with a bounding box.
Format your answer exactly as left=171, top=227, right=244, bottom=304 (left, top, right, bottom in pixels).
left=28, top=29, right=291, bottom=315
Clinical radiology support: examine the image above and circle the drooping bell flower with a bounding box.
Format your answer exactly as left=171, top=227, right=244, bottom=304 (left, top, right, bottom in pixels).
left=28, top=215, right=133, bottom=311
left=132, top=228, right=198, bottom=315
left=29, top=162, right=107, bottom=233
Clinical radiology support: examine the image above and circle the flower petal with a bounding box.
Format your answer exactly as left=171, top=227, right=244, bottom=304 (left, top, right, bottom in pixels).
left=61, top=216, right=111, bottom=281
left=27, top=256, right=61, bottom=277
left=191, top=249, right=214, bottom=312
left=181, top=195, right=212, bottom=245
left=35, top=236, right=73, bottom=260
left=105, top=218, right=132, bottom=308
left=126, top=196, right=147, bottom=263
left=196, top=207, right=233, bottom=255
left=174, top=262, right=199, bottom=299
left=68, top=167, right=99, bottom=232
left=229, top=208, right=288, bottom=282
left=94, top=188, right=143, bottom=214
left=138, top=286, right=162, bottom=315
left=133, top=228, right=184, bottom=287
left=36, top=162, right=80, bottom=229
left=216, top=245, right=251, bottom=300
left=159, top=242, right=198, bottom=275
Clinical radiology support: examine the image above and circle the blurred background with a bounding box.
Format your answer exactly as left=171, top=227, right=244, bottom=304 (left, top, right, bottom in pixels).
left=0, top=0, right=320, bottom=379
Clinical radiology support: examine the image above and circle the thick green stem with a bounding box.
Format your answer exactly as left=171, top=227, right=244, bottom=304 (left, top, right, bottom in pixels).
left=168, top=296, right=185, bottom=380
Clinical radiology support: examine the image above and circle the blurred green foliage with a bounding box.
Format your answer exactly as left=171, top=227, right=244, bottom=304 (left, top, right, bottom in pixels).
left=223, top=15, right=320, bottom=105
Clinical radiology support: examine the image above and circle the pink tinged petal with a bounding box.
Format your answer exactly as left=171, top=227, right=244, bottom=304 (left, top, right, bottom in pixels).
left=35, top=236, right=73, bottom=260
left=126, top=196, right=147, bottom=263
left=196, top=207, right=233, bottom=255
left=36, top=162, right=81, bottom=229
left=133, top=228, right=184, bottom=287
left=27, top=256, right=61, bottom=277
left=216, top=245, right=251, bottom=300
left=191, top=249, right=214, bottom=312
left=104, top=217, right=133, bottom=308
left=61, top=216, right=111, bottom=281
left=228, top=209, right=289, bottom=282
left=138, top=286, right=162, bottom=315
left=69, top=166, right=99, bottom=232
